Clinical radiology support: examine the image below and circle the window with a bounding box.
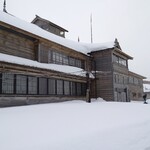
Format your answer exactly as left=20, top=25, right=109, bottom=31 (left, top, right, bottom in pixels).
left=50, top=50, right=84, bottom=68
left=134, top=78, right=139, bottom=85
left=119, top=75, right=123, bottom=84
left=57, top=80, right=63, bottom=95
left=129, top=77, right=134, bottom=84
left=2, top=73, right=14, bottom=94
left=69, top=57, right=75, bottom=66
left=16, top=75, right=27, bottom=94
left=48, top=51, right=52, bottom=63
left=114, top=74, right=119, bottom=83
left=70, top=82, right=76, bottom=96
left=113, top=55, right=119, bottom=63
left=123, top=76, right=128, bottom=84
left=52, top=51, right=63, bottom=64
left=62, top=54, right=69, bottom=65
left=76, top=82, right=82, bottom=96
left=0, top=73, right=87, bottom=97
left=81, top=83, right=86, bottom=96
left=48, top=78, right=56, bottom=95
left=64, top=81, right=70, bottom=95
left=113, top=54, right=127, bottom=67
left=119, top=58, right=127, bottom=66
left=28, top=76, right=37, bottom=94
left=39, top=78, right=47, bottom=95
left=76, top=59, right=82, bottom=68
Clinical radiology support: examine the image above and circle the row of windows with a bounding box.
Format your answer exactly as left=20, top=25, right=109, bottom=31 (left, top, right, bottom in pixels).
left=114, top=73, right=142, bottom=86
left=40, top=46, right=85, bottom=69
left=113, top=54, right=127, bottom=67
left=129, top=76, right=142, bottom=85
left=114, top=74, right=128, bottom=84
left=0, top=73, right=86, bottom=96
left=49, top=51, right=84, bottom=68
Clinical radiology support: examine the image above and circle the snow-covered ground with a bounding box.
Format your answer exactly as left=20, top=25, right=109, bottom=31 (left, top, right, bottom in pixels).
left=0, top=99, right=150, bottom=150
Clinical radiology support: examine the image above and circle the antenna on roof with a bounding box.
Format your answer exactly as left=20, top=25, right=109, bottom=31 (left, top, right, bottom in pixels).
left=78, top=36, right=80, bottom=42
left=90, top=13, right=93, bottom=43
left=3, top=0, right=7, bottom=13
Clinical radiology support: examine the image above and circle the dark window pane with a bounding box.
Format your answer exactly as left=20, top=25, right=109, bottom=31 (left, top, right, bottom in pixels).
left=64, top=81, right=70, bottom=95
left=52, top=51, right=62, bottom=64
left=48, top=79, right=56, bottom=94
left=76, top=59, right=82, bottom=68
left=2, top=73, right=14, bottom=94
left=81, top=83, right=86, bottom=96
left=57, top=80, right=63, bottom=95
left=70, top=82, right=76, bottom=96
left=16, top=75, right=27, bottom=94
left=63, top=55, right=69, bottom=65
left=69, top=57, right=75, bottom=66
left=39, top=78, right=47, bottom=95
left=28, top=76, right=37, bottom=94
left=76, top=82, right=82, bottom=96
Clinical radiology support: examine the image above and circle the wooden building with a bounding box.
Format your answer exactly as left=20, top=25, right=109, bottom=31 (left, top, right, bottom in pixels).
left=0, top=11, right=145, bottom=107
left=89, top=40, right=145, bottom=102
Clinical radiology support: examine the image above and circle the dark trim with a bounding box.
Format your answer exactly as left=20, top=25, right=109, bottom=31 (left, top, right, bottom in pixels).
left=14, top=74, right=16, bottom=94
left=27, top=76, right=29, bottom=94
left=37, top=77, right=39, bottom=95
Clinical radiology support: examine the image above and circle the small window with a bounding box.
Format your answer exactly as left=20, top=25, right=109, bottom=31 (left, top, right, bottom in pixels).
left=57, top=80, right=63, bottom=95
left=76, top=82, right=82, bottom=96
left=64, top=81, right=70, bottom=95
left=2, top=73, right=14, bottom=94
left=70, top=82, right=76, bottom=96
left=28, top=76, right=37, bottom=94
left=76, top=59, right=82, bottom=68
left=69, top=57, right=75, bottom=66
left=48, top=78, right=56, bottom=95
left=39, top=78, right=47, bottom=95
left=16, top=75, right=27, bottom=94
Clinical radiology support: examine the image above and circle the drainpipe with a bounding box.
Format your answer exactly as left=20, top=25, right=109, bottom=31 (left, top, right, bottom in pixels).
left=86, top=72, right=91, bottom=103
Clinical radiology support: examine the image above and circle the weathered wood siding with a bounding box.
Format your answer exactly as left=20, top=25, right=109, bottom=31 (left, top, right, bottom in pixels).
left=0, top=27, right=35, bottom=60
left=96, top=73, right=113, bottom=100
left=92, top=49, right=113, bottom=71
left=128, top=72, right=144, bottom=101
left=90, top=49, right=114, bottom=100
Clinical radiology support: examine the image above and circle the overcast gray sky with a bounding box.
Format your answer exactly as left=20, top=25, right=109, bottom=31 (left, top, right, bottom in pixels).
left=0, top=0, right=150, bottom=80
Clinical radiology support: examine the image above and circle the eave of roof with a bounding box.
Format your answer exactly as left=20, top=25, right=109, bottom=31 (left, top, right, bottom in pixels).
left=128, top=71, right=146, bottom=79
left=114, top=48, right=133, bottom=60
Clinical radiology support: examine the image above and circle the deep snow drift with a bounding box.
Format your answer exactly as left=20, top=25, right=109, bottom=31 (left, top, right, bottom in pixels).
left=0, top=99, right=150, bottom=150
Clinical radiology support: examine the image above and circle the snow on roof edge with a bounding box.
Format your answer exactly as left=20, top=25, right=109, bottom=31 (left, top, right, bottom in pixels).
left=0, top=11, right=115, bottom=55
left=0, top=53, right=88, bottom=78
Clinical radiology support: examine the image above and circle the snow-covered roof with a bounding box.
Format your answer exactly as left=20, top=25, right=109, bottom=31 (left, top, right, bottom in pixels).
left=0, top=11, right=115, bottom=54
left=0, top=53, right=94, bottom=78
left=81, top=42, right=115, bottom=53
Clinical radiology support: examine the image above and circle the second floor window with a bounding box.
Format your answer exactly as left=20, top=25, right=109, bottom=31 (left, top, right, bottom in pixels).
left=113, top=54, right=127, bottom=67
left=48, top=50, right=84, bottom=69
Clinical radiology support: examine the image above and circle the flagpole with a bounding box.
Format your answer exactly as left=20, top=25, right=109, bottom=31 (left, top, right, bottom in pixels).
left=90, top=14, right=93, bottom=43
